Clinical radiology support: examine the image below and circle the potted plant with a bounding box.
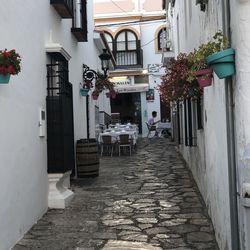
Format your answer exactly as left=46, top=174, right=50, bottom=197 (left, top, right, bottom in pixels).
left=160, top=53, right=202, bottom=104
left=205, top=31, right=235, bottom=79
left=106, top=89, right=117, bottom=99
left=188, top=44, right=215, bottom=88
left=95, top=73, right=115, bottom=92
left=92, top=90, right=100, bottom=100
left=80, top=80, right=92, bottom=97
left=0, top=49, right=21, bottom=84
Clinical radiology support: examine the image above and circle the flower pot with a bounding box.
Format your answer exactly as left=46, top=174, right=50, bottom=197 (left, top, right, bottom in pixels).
left=0, top=74, right=10, bottom=84
left=80, top=88, right=89, bottom=96
left=195, top=68, right=213, bottom=88
left=110, top=91, right=117, bottom=99
left=206, top=48, right=235, bottom=79
left=92, top=92, right=99, bottom=100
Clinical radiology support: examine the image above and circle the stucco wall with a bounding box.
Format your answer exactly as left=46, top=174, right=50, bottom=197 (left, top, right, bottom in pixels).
left=170, top=1, right=231, bottom=249
left=230, top=0, right=250, bottom=248
left=0, top=0, right=105, bottom=249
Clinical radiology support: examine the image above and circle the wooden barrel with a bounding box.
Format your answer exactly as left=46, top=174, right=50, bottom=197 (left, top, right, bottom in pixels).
left=76, top=139, right=99, bottom=177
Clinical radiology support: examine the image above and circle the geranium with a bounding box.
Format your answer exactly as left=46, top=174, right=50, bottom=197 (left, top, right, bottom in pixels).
left=159, top=53, right=202, bottom=104
left=0, top=49, right=21, bottom=75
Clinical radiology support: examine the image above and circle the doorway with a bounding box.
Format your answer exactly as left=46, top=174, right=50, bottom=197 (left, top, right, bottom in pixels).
left=46, top=55, right=75, bottom=175
left=111, top=92, right=142, bottom=133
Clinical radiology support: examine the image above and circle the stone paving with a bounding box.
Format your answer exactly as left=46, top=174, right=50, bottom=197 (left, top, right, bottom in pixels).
left=13, top=138, right=219, bottom=250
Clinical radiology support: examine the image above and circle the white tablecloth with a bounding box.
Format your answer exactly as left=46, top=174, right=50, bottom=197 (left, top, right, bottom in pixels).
left=156, top=122, right=171, bottom=136
left=99, top=130, right=137, bottom=145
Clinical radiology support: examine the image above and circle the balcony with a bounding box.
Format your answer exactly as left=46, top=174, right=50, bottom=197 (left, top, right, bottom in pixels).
left=114, top=49, right=143, bottom=69
left=71, top=0, right=88, bottom=42
left=50, top=0, right=73, bottom=18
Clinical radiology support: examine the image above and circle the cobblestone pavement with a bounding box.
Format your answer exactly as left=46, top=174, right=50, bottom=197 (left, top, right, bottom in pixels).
left=14, top=138, right=219, bottom=250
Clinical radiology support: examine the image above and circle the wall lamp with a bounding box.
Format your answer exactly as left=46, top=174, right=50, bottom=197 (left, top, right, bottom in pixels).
left=82, top=49, right=112, bottom=82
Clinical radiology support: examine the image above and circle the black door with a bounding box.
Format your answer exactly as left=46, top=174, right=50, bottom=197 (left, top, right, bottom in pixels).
left=46, top=56, right=75, bottom=174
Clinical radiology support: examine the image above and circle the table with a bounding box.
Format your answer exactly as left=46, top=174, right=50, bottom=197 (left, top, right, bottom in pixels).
left=99, top=130, right=137, bottom=145
left=156, top=122, right=171, bottom=137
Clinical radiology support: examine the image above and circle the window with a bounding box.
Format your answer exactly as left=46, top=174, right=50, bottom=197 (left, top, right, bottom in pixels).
left=114, top=30, right=141, bottom=67
left=116, top=30, right=137, bottom=51
left=71, top=0, right=88, bottom=42
left=104, top=32, right=113, bottom=51
left=157, top=28, right=171, bottom=51
left=183, top=98, right=199, bottom=147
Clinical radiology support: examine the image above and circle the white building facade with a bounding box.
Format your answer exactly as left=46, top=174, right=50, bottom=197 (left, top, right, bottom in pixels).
left=0, top=1, right=110, bottom=249
left=94, top=0, right=174, bottom=136
left=163, top=0, right=250, bottom=249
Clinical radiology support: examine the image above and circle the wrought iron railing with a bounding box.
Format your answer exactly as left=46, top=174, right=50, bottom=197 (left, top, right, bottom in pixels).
left=114, top=49, right=143, bottom=68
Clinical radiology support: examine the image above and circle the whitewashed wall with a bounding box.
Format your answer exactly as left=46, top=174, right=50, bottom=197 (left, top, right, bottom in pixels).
left=170, top=1, right=231, bottom=249
left=0, top=0, right=105, bottom=249
left=230, top=0, right=250, bottom=249
left=140, top=22, right=165, bottom=135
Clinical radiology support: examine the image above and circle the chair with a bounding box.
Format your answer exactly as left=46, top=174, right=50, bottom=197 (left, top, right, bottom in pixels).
left=145, top=122, right=157, bottom=138
left=100, top=135, right=116, bottom=157
left=118, top=134, right=132, bottom=156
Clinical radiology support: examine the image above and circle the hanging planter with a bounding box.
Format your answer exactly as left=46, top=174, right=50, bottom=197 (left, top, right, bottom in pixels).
left=195, top=68, right=213, bottom=88
left=80, top=88, right=89, bottom=96
left=0, top=74, right=10, bottom=84
left=92, top=90, right=99, bottom=100
left=0, top=49, right=21, bottom=84
left=106, top=90, right=117, bottom=99
left=206, top=48, right=235, bottom=79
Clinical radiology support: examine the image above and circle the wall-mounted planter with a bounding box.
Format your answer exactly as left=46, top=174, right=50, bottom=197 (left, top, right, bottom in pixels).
left=92, top=91, right=99, bottom=100
left=80, top=88, right=89, bottom=96
left=106, top=90, right=117, bottom=99
left=0, top=74, right=10, bottom=84
left=206, top=48, right=235, bottom=79
left=195, top=68, right=213, bottom=88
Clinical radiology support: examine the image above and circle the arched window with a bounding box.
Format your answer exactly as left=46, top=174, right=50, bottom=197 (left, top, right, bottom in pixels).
left=116, top=30, right=137, bottom=51
left=115, top=30, right=140, bottom=66
left=158, top=28, right=171, bottom=51
left=104, top=31, right=113, bottom=51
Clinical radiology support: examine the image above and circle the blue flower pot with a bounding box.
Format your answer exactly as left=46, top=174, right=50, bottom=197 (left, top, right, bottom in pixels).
left=80, top=88, right=89, bottom=96
left=206, top=48, right=235, bottom=79
left=0, top=74, right=10, bottom=84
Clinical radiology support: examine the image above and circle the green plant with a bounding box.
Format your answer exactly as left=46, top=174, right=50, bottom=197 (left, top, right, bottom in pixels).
left=187, top=31, right=229, bottom=80
left=0, top=49, right=21, bottom=75
left=95, top=72, right=114, bottom=92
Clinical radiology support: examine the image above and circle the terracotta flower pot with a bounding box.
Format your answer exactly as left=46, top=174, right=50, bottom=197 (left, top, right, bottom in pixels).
left=195, top=68, right=213, bottom=88
left=92, top=91, right=99, bottom=100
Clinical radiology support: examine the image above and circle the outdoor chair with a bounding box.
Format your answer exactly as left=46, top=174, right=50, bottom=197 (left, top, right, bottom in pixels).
left=100, top=135, right=116, bottom=157
left=118, top=134, right=132, bottom=156
left=145, top=122, right=157, bottom=138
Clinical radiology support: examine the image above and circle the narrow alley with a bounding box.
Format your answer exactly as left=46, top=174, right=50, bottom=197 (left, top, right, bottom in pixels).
left=14, top=138, right=218, bottom=250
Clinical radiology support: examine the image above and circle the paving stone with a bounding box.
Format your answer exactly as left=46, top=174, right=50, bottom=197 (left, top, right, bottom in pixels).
left=102, top=240, right=163, bottom=250
left=13, top=138, right=218, bottom=250
left=186, top=232, right=214, bottom=242
left=136, top=217, right=158, bottom=224
left=102, top=219, right=133, bottom=226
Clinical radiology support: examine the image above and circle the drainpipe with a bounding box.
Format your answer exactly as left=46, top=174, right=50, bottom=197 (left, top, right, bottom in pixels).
left=221, top=0, right=240, bottom=249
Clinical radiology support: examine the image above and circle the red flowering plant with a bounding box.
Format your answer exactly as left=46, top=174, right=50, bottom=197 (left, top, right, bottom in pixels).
left=159, top=53, right=202, bottom=104
left=0, top=49, right=21, bottom=75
